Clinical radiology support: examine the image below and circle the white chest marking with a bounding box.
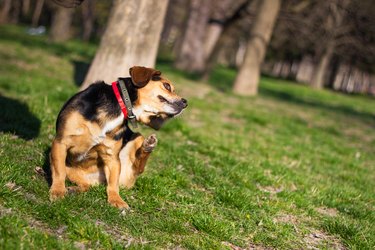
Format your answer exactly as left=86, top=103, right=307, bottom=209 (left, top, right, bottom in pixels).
left=91, top=114, right=124, bottom=146
left=101, top=114, right=125, bottom=136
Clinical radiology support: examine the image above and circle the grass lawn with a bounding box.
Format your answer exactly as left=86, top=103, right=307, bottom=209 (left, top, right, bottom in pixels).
left=0, top=25, right=374, bottom=249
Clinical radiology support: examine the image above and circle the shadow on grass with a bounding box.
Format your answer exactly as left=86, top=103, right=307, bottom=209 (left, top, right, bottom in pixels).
left=0, top=25, right=94, bottom=60
left=43, top=147, right=52, bottom=187
left=259, top=86, right=375, bottom=126
left=207, top=66, right=237, bottom=92
left=72, top=60, right=90, bottom=86
left=0, top=95, right=41, bottom=139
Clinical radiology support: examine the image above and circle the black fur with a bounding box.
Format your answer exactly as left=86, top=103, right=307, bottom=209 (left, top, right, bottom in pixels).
left=56, top=78, right=137, bottom=137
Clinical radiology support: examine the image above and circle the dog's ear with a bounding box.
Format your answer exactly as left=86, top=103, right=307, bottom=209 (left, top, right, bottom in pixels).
left=129, top=66, right=161, bottom=88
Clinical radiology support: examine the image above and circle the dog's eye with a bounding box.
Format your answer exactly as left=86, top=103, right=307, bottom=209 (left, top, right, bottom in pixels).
left=163, top=82, right=172, bottom=92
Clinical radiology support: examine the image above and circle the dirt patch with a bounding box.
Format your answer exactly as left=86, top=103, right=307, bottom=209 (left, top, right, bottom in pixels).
left=5, top=182, right=22, bottom=192
left=272, top=214, right=298, bottom=224
left=256, top=184, right=283, bottom=194
left=0, top=204, right=73, bottom=244
left=0, top=205, right=13, bottom=216
left=89, top=218, right=154, bottom=248
left=222, top=241, right=273, bottom=250
left=4, top=181, right=43, bottom=203
left=304, top=230, right=346, bottom=250
left=315, top=207, right=338, bottom=217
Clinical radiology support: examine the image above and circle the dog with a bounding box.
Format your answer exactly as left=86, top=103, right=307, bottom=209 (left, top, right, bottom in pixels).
left=49, top=66, right=187, bottom=209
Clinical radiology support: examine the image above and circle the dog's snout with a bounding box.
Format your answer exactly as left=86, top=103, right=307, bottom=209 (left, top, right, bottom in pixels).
left=180, top=98, right=188, bottom=108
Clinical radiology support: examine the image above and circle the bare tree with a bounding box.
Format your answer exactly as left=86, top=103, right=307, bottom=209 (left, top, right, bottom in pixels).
left=10, top=0, right=21, bottom=24
left=174, top=0, right=211, bottom=74
left=160, top=0, right=187, bottom=45
left=204, top=0, right=250, bottom=60
left=81, top=0, right=94, bottom=41
left=32, top=0, right=45, bottom=27
left=81, top=0, right=169, bottom=89
left=310, top=0, right=350, bottom=89
left=22, top=0, right=31, bottom=16
left=233, top=0, right=281, bottom=95
left=50, top=0, right=85, bottom=8
left=49, top=5, right=75, bottom=42
left=0, top=0, right=12, bottom=24
left=202, top=0, right=256, bottom=79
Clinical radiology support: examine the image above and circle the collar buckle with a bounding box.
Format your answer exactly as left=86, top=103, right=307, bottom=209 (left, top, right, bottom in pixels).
left=116, top=79, right=138, bottom=129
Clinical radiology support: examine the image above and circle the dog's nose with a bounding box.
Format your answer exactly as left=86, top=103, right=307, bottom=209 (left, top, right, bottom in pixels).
left=181, top=98, right=188, bottom=108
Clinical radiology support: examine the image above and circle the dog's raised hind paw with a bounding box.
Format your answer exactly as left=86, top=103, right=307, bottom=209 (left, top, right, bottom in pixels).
left=143, top=134, right=158, bottom=153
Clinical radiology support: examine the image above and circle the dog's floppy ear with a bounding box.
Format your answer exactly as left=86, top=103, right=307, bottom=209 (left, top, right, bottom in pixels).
left=129, top=66, right=161, bottom=88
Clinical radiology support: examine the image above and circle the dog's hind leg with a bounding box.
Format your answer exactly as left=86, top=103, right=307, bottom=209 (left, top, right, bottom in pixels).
left=119, top=133, right=158, bottom=189
left=65, top=167, right=92, bottom=194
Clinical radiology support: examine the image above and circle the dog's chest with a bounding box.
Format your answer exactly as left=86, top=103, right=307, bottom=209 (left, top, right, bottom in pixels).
left=92, top=114, right=125, bottom=145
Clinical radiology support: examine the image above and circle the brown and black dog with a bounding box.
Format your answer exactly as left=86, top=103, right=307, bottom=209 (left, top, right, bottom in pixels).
left=49, top=66, right=187, bottom=209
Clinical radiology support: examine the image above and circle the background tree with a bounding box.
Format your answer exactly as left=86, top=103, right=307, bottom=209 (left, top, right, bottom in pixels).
left=32, top=0, right=45, bottom=27
left=0, top=0, right=12, bottom=24
left=233, top=0, right=281, bottom=95
left=81, top=0, right=169, bottom=89
left=174, top=0, right=211, bottom=74
left=310, top=0, right=350, bottom=89
left=22, top=0, right=31, bottom=16
left=203, top=0, right=250, bottom=60
left=49, top=5, right=75, bottom=42
left=81, top=0, right=94, bottom=41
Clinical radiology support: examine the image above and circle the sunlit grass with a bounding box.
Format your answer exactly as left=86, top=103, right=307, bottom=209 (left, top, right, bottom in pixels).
left=0, top=25, right=374, bottom=249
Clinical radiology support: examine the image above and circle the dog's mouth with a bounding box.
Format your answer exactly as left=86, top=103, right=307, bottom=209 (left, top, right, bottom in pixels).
left=157, top=95, right=188, bottom=117
left=145, top=109, right=183, bottom=118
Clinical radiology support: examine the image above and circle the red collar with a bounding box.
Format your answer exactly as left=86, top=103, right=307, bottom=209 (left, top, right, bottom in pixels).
left=111, top=81, right=129, bottom=118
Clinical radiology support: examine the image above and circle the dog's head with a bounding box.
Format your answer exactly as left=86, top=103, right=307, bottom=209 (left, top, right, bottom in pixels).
left=129, top=66, right=188, bottom=130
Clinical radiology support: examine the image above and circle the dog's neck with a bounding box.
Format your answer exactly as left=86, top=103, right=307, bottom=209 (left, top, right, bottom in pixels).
left=119, top=77, right=138, bottom=104
left=114, top=78, right=138, bottom=128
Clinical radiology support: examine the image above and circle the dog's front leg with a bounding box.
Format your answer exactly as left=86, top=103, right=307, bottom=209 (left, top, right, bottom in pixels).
left=103, top=155, right=129, bottom=209
left=49, top=140, right=68, bottom=200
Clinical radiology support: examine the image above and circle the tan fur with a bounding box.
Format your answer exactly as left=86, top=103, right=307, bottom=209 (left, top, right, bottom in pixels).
left=49, top=67, right=185, bottom=209
left=50, top=111, right=128, bottom=208
left=63, top=133, right=151, bottom=190
left=132, top=78, right=182, bottom=125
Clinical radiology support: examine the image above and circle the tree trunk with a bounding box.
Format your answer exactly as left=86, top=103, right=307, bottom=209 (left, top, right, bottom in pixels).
left=81, top=0, right=169, bottom=89
left=22, top=0, right=31, bottom=16
left=49, top=7, right=74, bottom=42
left=81, top=0, right=94, bottom=41
left=296, top=55, right=314, bottom=83
left=235, top=38, right=246, bottom=67
left=10, top=0, right=21, bottom=24
left=0, top=0, right=12, bottom=24
left=174, top=0, right=211, bottom=74
left=204, top=22, right=223, bottom=59
left=310, top=41, right=334, bottom=89
left=310, top=0, right=350, bottom=89
left=202, top=0, right=255, bottom=80
left=203, top=0, right=251, bottom=64
left=233, top=0, right=281, bottom=96
left=32, top=0, right=44, bottom=27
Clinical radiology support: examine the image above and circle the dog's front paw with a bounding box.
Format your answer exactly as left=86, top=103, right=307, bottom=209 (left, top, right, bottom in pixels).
left=108, top=196, right=130, bottom=209
left=49, top=186, right=66, bottom=201
left=143, top=134, right=158, bottom=153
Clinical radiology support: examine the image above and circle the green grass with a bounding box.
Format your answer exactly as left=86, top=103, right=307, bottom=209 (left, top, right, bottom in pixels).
left=0, top=25, right=374, bottom=249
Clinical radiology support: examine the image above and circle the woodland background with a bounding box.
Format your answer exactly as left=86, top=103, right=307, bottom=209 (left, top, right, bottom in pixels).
left=0, top=0, right=374, bottom=95
left=0, top=0, right=374, bottom=249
